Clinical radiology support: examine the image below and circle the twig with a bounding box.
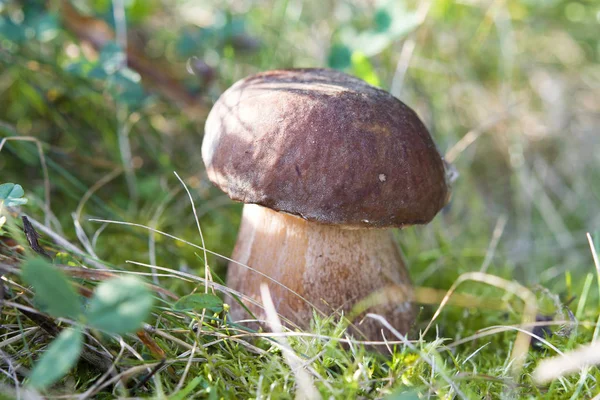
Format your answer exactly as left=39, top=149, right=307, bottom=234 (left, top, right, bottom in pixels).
left=21, top=216, right=51, bottom=260
left=130, top=358, right=166, bottom=394
left=24, top=214, right=108, bottom=270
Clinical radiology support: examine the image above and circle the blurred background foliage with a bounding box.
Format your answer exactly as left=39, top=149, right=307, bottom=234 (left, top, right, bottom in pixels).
left=1, top=0, right=599, bottom=329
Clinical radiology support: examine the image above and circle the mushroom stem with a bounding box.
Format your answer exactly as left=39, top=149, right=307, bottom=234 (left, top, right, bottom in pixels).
left=227, top=204, right=416, bottom=339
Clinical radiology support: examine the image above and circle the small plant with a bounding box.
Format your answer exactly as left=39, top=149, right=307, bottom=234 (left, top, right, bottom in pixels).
left=21, top=257, right=154, bottom=391
left=0, top=183, right=28, bottom=208
left=0, top=182, right=28, bottom=232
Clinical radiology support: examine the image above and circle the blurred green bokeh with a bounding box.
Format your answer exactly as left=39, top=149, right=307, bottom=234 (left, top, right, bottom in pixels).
left=1, top=0, right=599, bottom=311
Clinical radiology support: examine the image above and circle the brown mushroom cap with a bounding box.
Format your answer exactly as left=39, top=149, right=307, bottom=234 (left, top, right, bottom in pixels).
left=202, top=68, right=449, bottom=228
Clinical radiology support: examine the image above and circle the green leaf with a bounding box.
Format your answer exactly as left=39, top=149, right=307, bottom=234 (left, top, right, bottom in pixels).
left=373, top=0, right=420, bottom=39
left=88, top=65, right=109, bottom=80
left=62, top=41, right=145, bottom=107
left=0, top=183, right=28, bottom=207
left=86, top=276, right=154, bottom=334
left=351, top=52, right=381, bottom=87
left=109, top=68, right=145, bottom=106
left=0, top=18, right=25, bottom=43
left=64, top=59, right=94, bottom=77
left=174, top=293, right=224, bottom=313
left=21, top=258, right=81, bottom=319
left=347, top=30, right=392, bottom=57
left=374, top=8, right=393, bottom=32
left=176, top=29, right=203, bottom=57
left=327, top=43, right=352, bottom=70
left=336, top=0, right=421, bottom=58
left=0, top=183, right=23, bottom=199
left=98, top=42, right=126, bottom=75
left=27, top=327, right=83, bottom=390
left=34, top=13, right=59, bottom=42
left=125, top=0, right=156, bottom=23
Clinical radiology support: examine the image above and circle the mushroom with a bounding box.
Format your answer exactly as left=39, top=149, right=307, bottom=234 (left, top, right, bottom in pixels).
left=202, top=68, right=450, bottom=340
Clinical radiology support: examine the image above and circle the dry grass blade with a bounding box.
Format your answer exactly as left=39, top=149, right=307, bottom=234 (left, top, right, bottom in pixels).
left=0, top=327, right=39, bottom=349
left=90, top=218, right=325, bottom=317
left=197, top=329, right=410, bottom=347
left=148, top=186, right=182, bottom=290
left=29, top=265, right=178, bottom=300
left=73, top=167, right=122, bottom=258
left=2, top=300, right=114, bottom=372
left=451, top=325, right=564, bottom=356
left=82, top=362, right=163, bottom=398
left=422, top=272, right=537, bottom=376
left=126, top=259, right=302, bottom=330
left=25, top=215, right=108, bottom=270
left=172, top=339, right=197, bottom=394
left=142, top=324, right=206, bottom=355
left=553, top=232, right=600, bottom=389
left=444, top=103, right=522, bottom=163
left=77, top=340, right=126, bottom=400
left=389, top=0, right=432, bottom=97
left=533, top=342, right=600, bottom=384
left=445, top=319, right=588, bottom=349
left=351, top=284, right=507, bottom=324
left=0, top=350, right=22, bottom=396
left=519, top=168, right=574, bottom=249
left=414, top=286, right=507, bottom=310
left=173, top=171, right=212, bottom=296
left=260, top=284, right=321, bottom=400
left=136, top=330, right=176, bottom=379
left=480, top=215, right=507, bottom=273
left=586, top=233, right=600, bottom=343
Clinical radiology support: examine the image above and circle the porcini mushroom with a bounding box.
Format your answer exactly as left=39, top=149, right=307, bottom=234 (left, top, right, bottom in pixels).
left=202, top=68, right=449, bottom=339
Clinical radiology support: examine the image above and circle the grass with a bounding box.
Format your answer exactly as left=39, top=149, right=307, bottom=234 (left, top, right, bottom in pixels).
left=1, top=0, right=600, bottom=398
